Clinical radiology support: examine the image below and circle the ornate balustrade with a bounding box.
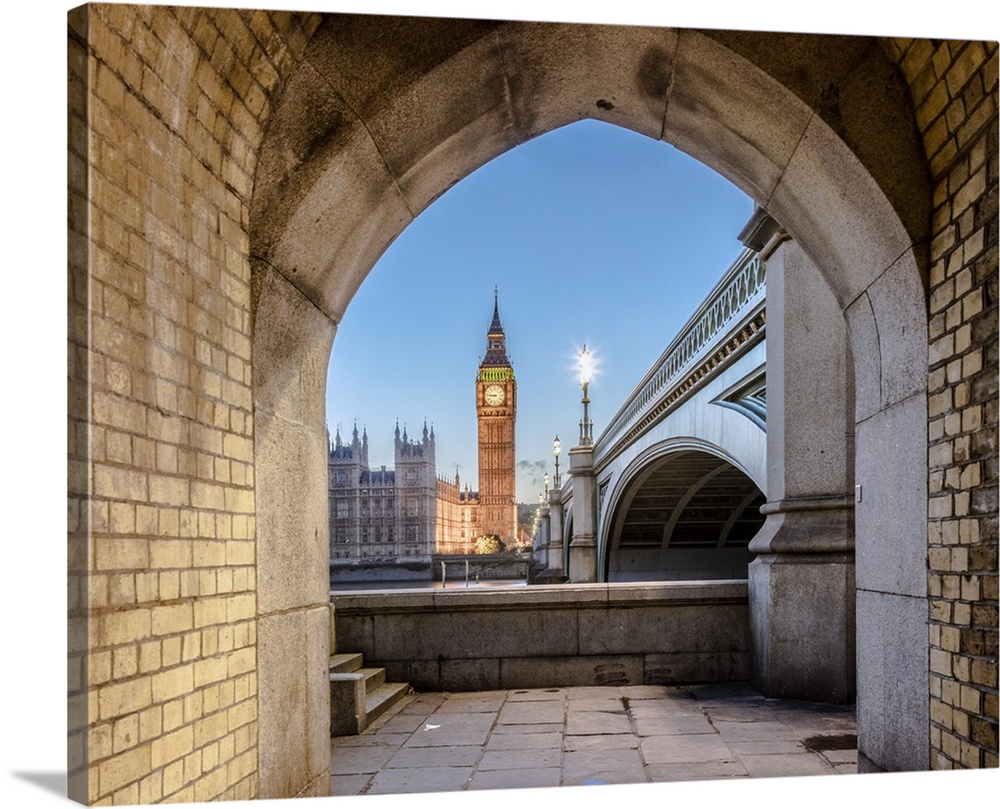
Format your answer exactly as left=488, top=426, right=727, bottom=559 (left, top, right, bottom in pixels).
left=594, top=249, right=766, bottom=463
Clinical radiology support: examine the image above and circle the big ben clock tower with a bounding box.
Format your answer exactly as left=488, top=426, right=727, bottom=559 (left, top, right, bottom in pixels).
left=476, top=289, right=518, bottom=545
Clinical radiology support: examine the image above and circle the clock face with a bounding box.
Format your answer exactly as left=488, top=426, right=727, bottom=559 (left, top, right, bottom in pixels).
left=484, top=385, right=504, bottom=406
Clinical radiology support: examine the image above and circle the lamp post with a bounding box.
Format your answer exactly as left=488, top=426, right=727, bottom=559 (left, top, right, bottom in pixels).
left=578, top=344, right=594, bottom=446
left=552, top=435, right=561, bottom=488
left=543, top=472, right=549, bottom=497
left=566, top=344, right=598, bottom=581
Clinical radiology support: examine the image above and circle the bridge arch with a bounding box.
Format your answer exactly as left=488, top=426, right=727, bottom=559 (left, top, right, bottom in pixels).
left=248, top=17, right=934, bottom=784
left=599, top=439, right=765, bottom=582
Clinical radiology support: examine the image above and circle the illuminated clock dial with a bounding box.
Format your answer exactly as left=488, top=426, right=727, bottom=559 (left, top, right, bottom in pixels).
left=484, top=385, right=505, bottom=406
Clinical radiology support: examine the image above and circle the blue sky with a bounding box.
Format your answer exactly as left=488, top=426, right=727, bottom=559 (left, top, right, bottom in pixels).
left=325, top=119, right=755, bottom=502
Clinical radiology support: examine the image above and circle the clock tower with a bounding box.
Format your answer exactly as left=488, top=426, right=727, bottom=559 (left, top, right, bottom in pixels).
left=476, top=289, right=518, bottom=545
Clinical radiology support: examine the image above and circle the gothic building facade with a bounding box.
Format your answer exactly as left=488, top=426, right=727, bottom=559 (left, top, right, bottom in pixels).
left=328, top=293, right=519, bottom=566
left=328, top=422, right=479, bottom=562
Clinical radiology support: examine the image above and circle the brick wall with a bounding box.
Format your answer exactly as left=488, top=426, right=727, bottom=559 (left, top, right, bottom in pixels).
left=886, top=37, right=999, bottom=769
left=68, top=5, right=320, bottom=803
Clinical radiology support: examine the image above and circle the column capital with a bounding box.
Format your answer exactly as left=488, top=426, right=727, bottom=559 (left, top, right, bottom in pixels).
left=749, top=498, right=855, bottom=555
left=568, top=445, right=594, bottom=473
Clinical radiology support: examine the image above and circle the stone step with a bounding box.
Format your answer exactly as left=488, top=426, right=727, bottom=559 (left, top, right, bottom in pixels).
left=329, top=652, right=363, bottom=673
left=330, top=651, right=413, bottom=736
left=358, top=667, right=386, bottom=690
left=365, top=682, right=411, bottom=725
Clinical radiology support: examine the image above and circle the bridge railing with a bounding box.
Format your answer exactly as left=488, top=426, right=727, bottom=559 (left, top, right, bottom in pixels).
left=594, top=248, right=765, bottom=459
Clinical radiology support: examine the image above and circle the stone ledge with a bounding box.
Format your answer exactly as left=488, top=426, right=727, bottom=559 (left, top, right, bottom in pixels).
left=330, top=580, right=749, bottom=614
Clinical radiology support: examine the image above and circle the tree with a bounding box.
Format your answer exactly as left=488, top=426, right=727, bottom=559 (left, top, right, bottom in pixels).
left=472, top=534, right=505, bottom=555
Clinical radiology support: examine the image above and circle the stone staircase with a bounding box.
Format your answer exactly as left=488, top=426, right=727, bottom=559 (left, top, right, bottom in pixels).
left=329, top=651, right=411, bottom=736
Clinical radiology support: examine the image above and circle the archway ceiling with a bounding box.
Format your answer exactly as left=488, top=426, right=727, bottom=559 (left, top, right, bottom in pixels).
left=617, top=450, right=764, bottom=550
left=250, top=16, right=929, bottom=340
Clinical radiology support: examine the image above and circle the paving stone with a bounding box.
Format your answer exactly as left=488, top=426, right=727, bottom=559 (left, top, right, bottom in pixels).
left=492, top=722, right=564, bottom=734
left=385, top=745, right=482, bottom=768
left=736, top=752, right=837, bottom=777
left=629, top=702, right=703, bottom=718
left=330, top=745, right=396, bottom=775
left=633, top=714, right=715, bottom=737
left=700, top=705, right=767, bottom=722
left=402, top=714, right=496, bottom=747
left=562, top=747, right=646, bottom=785
left=486, top=731, right=563, bottom=750
left=640, top=733, right=735, bottom=764
left=710, top=719, right=802, bottom=742
left=566, top=710, right=632, bottom=735
left=566, top=697, right=627, bottom=712
left=818, top=748, right=858, bottom=765
left=332, top=732, right=411, bottom=749
left=507, top=688, right=567, bottom=701
left=727, top=739, right=808, bottom=755
left=478, top=747, right=562, bottom=770
left=365, top=766, right=474, bottom=794
left=647, top=760, right=749, bottom=781
left=436, top=693, right=507, bottom=713
left=330, top=773, right=373, bottom=795
left=563, top=733, right=637, bottom=751
left=619, top=685, right=673, bottom=699
left=327, top=683, right=857, bottom=794
left=376, top=712, right=435, bottom=734
left=773, top=713, right=858, bottom=733
left=467, top=768, right=561, bottom=791
left=498, top=700, right=565, bottom=724
left=398, top=695, right=448, bottom=714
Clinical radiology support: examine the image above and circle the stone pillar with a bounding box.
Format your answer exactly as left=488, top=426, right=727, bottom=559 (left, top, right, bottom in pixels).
left=533, top=503, right=550, bottom=568
left=742, top=212, right=856, bottom=703
left=545, top=488, right=565, bottom=578
left=568, top=446, right=598, bottom=582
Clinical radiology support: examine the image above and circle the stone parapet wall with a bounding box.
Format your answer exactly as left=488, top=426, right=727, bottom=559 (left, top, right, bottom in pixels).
left=885, top=37, right=999, bottom=770
left=331, top=583, right=751, bottom=691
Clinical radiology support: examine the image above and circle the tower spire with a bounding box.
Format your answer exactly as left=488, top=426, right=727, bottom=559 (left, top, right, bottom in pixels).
left=489, top=286, right=504, bottom=336
left=482, top=288, right=509, bottom=366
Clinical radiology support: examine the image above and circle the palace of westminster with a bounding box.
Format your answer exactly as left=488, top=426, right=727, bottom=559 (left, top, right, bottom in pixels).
left=328, top=293, right=520, bottom=563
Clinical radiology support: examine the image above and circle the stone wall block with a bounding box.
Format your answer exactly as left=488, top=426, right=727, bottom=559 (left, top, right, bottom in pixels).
left=855, top=393, right=930, bottom=597
left=856, top=589, right=931, bottom=771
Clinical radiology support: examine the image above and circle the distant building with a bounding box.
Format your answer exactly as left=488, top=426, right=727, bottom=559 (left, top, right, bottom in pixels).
left=475, top=289, right=518, bottom=544
left=328, top=292, right=519, bottom=566
left=328, top=421, right=480, bottom=562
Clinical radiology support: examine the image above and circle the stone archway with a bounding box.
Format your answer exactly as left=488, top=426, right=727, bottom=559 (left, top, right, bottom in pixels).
left=249, top=17, right=933, bottom=791
left=602, top=446, right=766, bottom=582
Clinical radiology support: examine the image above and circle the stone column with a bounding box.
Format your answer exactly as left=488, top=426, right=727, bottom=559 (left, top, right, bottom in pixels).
left=533, top=503, right=550, bottom=568
left=545, top=488, right=565, bottom=578
left=742, top=211, right=856, bottom=703
left=568, top=445, right=598, bottom=582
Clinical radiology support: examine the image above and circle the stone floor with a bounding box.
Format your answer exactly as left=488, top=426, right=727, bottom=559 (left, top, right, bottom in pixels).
left=330, top=682, right=857, bottom=796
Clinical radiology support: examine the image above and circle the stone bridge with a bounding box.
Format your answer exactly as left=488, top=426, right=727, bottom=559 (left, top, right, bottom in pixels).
left=69, top=7, right=997, bottom=804
left=537, top=211, right=859, bottom=707
left=537, top=244, right=769, bottom=584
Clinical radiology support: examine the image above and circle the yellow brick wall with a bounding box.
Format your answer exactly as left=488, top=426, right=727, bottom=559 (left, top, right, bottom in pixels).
left=886, top=36, right=999, bottom=769
left=68, top=5, right=321, bottom=803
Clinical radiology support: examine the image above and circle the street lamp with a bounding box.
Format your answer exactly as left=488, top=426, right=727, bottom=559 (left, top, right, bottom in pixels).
left=552, top=435, right=561, bottom=487
left=543, top=472, right=550, bottom=496
left=578, top=344, right=594, bottom=446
